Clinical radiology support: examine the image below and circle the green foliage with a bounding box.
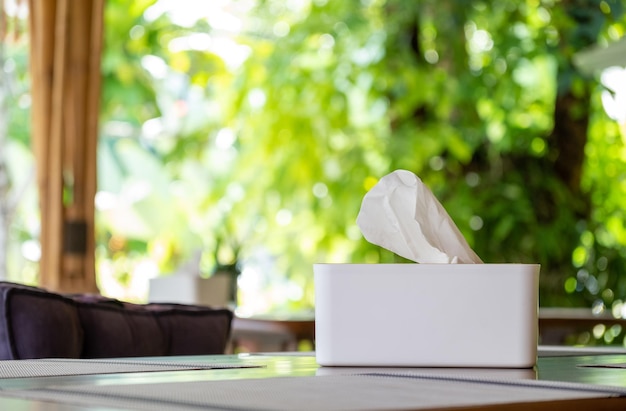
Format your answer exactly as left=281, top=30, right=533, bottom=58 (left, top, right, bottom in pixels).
left=5, top=0, right=626, bottom=324
left=93, top=0, right=626, bottom=315
left=1, top=28, right=38, bottom=284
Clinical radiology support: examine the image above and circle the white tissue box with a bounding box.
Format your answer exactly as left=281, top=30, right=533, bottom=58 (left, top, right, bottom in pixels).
left=314, top=263, right=539, bottom=368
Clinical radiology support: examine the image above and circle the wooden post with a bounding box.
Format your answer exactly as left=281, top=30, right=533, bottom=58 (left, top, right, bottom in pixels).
left=28, top=0, right=104, bottom=293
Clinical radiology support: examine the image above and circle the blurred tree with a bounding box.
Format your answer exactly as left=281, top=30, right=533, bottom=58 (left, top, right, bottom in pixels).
left=0, top=0, right=34, bottom=282
left=217, top=0, right=626, bottom=310
left=0, top=1, right=9, bottom=280
left=0, top=4, right=9, bottom=280
left=93, top=0, right=626, bottom=314
left=5, top=0, right=626, bottom=326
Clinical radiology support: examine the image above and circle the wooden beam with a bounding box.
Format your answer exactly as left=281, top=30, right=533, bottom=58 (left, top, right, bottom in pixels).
left=28, top=0, right=103, bottom=293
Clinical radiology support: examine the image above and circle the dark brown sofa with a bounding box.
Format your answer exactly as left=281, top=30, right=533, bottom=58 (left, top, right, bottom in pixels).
left=0, top=282, right=233, bottom=360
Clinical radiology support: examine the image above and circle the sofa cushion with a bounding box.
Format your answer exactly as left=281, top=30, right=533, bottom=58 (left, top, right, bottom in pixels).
left=0, top=282, right=83, bottom=360
left=141, top=303, right=233, bottom=355
left=71, top=297, right=167, bottom=358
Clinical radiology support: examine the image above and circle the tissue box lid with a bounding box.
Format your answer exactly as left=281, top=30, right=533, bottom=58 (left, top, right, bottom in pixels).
left=314, top=263, right=539, bottom=368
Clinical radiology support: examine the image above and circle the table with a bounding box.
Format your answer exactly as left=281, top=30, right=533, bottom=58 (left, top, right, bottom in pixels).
left=230, top=316, right=316, bottom=352
left=538, top=307, right=626, bottom=344
left=0, top=347, right=626, bottom=410
left=229, top=308, right=622, bottom=353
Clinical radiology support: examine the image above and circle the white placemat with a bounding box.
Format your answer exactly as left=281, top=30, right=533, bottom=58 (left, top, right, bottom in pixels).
left=0, top=358, right=259, bottom=379
left=4, top=372, right=624, bottom=411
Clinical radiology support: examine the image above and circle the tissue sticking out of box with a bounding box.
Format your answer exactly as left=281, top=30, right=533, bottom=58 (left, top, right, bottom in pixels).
left=356, top=169, right=483, bottom=264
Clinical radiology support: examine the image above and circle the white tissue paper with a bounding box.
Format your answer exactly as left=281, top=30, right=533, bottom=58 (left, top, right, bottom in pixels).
left=356, top=169, right=483, bottom=264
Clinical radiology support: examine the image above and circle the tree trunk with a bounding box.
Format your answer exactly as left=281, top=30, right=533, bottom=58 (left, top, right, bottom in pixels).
left=552, top=87, right=592, bottom=195
left=550, top=0, right=604, bottom=201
